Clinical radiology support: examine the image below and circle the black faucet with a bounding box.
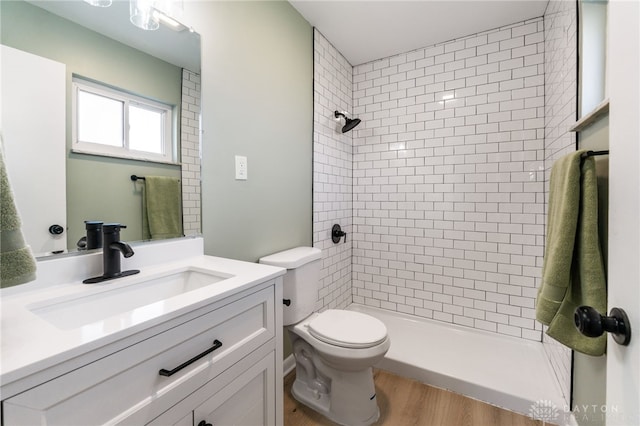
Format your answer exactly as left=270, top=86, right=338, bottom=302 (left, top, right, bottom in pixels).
left=85, top=220, right=104, bottom=250
left=77, top=220, right=104, bottom=250
left=83, top=223, right=140, bottom=284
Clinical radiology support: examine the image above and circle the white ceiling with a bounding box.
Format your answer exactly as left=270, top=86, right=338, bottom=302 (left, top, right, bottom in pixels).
left=290, top=0, right=549, bottom=66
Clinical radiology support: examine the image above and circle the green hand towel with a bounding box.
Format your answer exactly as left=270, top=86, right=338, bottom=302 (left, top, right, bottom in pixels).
left=536, top=152, right=582, bottom=324
left=1, top=145, right=37, bottom=288
left=142, top=176, right=183, bottom=240
left=546, top=155, right=607, bottom=355
left=537, top=151, right=607, bottom=356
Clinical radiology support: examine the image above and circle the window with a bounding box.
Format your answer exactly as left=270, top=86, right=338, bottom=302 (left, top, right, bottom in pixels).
left=72, top=78, right=175, bottom=163
left=579, top=0, right=608, bottom=116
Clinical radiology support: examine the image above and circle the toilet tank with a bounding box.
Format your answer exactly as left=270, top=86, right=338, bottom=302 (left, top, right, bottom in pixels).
left=259, top=247, right=321, bottom=326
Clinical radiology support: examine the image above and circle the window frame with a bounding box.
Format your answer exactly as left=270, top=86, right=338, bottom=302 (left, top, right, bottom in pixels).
left=71, top=77, right=175, bottom=164
left=578, top=0, right=608, bottom=117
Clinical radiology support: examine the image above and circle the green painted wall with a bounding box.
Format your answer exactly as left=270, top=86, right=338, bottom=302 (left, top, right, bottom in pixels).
left=185, top=1, right=313, bottom=262
left=1, top=0, right=182, bottom=247
left=184, top=2, right=313, bottom=361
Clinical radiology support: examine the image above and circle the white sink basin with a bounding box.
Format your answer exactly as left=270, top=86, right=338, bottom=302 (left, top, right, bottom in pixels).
left=28, top=268, right=233, bottom=330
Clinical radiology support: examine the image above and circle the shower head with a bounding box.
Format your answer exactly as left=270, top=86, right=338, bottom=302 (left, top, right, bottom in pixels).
left=334, top=111, right=361, bottom=133
left=342, top=117, right=361, bottom=133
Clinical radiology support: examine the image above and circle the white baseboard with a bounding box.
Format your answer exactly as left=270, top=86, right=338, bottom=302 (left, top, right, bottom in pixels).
left=283, top=354, right=296, bottom=376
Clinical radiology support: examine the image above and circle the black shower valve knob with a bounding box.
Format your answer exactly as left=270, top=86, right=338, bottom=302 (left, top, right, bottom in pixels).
left=331, top=224, right=347, bottom=244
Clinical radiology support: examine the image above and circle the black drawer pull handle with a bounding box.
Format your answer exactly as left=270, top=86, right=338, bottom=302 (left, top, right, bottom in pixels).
left=159, top=340, right=222, bottom=377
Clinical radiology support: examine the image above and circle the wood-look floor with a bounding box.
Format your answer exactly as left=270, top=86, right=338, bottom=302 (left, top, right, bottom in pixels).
left=284, top=369, right=545, bottom=426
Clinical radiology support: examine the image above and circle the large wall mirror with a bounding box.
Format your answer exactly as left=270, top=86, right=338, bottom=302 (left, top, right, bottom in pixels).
left=1, top=0, right=201, bottom=258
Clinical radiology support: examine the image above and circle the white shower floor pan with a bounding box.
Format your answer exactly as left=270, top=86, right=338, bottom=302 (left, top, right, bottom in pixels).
left=348, top=304, right=573, bottom=425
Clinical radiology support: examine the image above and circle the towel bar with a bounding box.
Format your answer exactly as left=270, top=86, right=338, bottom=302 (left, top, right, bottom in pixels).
left=580, top=150, right=609, bottom=159
left=131, top=175, right=180, bottom=182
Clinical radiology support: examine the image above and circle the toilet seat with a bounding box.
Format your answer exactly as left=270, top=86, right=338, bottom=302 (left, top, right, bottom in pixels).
left=308, top=310, right=388, bottom=349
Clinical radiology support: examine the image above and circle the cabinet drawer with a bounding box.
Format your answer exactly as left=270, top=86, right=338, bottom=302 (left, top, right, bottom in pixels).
left=149, top=345, right=276, bottom=426
left=4, top=286, right=275, bottom=426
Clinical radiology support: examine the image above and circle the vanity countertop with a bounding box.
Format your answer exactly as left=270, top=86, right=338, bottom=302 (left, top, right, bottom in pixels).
left=0, top=239, right=285, bottom=398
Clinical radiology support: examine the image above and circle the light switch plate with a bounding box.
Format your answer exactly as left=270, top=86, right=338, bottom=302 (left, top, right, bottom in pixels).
left=235, top=155, right=247, bottom=180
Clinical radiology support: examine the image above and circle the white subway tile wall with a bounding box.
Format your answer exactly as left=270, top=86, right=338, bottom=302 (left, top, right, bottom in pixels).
left=351, top=18, right=546, bottom=341
left=542, top=0, right=577, bottom=405
left=313, top=30, right=353, bottom=311
left=181, top=69, right=201, bottom=236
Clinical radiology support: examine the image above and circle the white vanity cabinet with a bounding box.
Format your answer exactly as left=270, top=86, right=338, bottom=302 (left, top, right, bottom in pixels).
left=2, top=279, right=283, bottom=426
left=150, top=345, right=276, bottom=426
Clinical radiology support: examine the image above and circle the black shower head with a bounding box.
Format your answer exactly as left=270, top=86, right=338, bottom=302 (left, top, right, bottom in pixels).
left=334, top=110, right=361, bottom=133
left=342, top=117, right=361, bottom=133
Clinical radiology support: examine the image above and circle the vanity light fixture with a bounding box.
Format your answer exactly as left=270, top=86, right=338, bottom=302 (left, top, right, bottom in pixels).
left=83, top=0, right=113, bottom=7
left=129, top=0, right=188, bottom=31
left=130, top=0, right=160, bottom=31
left=154, top=10, right=188, bottom=32
left=85, top=0, right=186, bottom=32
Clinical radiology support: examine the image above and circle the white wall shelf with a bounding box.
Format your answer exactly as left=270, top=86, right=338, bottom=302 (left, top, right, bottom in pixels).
left=570, top=98, right=610, bottom=132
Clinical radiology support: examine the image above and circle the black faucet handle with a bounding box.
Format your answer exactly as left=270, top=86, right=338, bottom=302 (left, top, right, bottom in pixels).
left=103, top=223, right=127, bottom=233
left=84, top=221, right=104, bottom=250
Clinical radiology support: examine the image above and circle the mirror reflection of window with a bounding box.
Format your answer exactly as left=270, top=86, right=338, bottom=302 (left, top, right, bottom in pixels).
left=129, top=104, right=165, bottom=154
left=77, top=90, right=124, bottom=147
left=73, top=77, right=174, bottom=163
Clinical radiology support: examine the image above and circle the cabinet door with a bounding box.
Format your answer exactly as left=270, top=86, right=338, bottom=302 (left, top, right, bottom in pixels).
left=149, top=347, right=276, bottom=426
left=173, top=413, right=193, bottom=426
left=194, top=351, right=275, bottom=426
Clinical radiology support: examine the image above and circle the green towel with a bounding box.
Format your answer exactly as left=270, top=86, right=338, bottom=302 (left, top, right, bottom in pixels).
left=1, top=145, right=37, bottom=288
left=537, top=152, right=582, bottom=323
left=536, top=150, right=607, bottom=356
left=142, top=176, right=183, bottom=240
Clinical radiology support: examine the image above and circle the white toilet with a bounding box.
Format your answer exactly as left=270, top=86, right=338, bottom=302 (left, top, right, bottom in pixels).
left=259, top=247, right=390, bottom=426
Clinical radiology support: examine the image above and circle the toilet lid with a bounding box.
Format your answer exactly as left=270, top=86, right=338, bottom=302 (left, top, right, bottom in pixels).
left=308, top=310, right=388, bottom=349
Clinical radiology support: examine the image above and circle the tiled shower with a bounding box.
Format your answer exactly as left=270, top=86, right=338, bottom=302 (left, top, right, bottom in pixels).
left=312, top=33, right=354, bottom=312
left=351, top=17, right=545, bottom=341
left=313, top=1, right=576, bottom=403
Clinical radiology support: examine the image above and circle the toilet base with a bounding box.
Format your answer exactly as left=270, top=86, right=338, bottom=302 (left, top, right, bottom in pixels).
left=291, top=376, right=380, bottom=426
left=290, top=338, right=381, bottom=426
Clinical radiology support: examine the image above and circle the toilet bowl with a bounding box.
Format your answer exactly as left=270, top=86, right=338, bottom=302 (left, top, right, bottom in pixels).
left=289, top=310, right=390, bottom=425
left=259, top=247, right=390, bottom=426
